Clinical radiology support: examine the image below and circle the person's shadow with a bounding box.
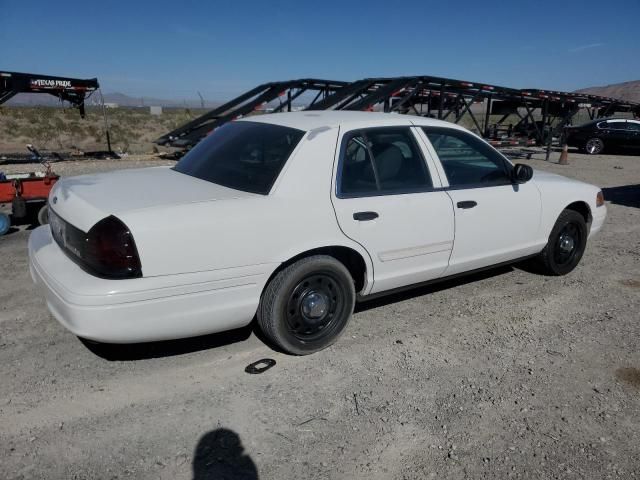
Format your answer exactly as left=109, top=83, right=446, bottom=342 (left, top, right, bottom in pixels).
left=193, top=428, right=258, bottom=480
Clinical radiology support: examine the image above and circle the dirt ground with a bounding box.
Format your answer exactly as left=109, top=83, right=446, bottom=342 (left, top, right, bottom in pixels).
left=1, top=150, right=639, bottom=480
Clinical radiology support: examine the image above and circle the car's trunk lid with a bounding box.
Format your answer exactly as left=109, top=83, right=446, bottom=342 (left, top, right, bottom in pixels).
left=49, top=166, right=257, bottom=232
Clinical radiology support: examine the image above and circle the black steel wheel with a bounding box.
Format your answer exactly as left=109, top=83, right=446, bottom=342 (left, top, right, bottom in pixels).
left=535, top=209, right=588, bottom=275
left=584, top=137, right=604, bottom=155
left=553, top=222, right=582, bottom=267
left=285, top=273, right=345, bottom=342
left=258, top=255, right=355, bottom=355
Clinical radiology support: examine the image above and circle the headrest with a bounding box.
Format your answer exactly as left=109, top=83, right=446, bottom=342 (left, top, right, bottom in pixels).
left=372, top=144, right=403, bottom=182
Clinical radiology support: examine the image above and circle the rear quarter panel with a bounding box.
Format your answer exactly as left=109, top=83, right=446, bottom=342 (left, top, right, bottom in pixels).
left=120, top=126, right=375, bottom=291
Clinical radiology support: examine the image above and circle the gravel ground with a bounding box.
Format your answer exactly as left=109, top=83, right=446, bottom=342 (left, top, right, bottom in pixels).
left=1, top=150, right=639, bottom=480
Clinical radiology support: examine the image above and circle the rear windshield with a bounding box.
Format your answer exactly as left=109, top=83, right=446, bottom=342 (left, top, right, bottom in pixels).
left=174, top=121, right=305, bottom=194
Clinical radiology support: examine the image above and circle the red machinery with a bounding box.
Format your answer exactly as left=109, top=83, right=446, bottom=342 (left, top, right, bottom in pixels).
left=0, top=163, right=58, bottom=235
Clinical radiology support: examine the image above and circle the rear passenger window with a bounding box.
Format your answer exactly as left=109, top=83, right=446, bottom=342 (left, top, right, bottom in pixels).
left=423, top=127, right=512, bottom=187
left=339, top=128, right=432, bottom=196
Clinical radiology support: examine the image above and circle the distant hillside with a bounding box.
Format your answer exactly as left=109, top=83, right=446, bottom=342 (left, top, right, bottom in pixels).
left=575, top=80, right=640, bottom=103
left=5, top=92, right=222, bottom=108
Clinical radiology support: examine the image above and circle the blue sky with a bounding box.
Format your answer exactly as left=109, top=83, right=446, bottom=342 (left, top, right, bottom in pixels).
left=1, top=0, right=638, bottom=101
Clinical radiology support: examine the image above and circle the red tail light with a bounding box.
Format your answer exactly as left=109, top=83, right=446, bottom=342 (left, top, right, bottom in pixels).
left=84, top=216, right=142, bottom=279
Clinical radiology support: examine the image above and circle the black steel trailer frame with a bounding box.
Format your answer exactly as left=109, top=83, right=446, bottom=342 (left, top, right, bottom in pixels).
left=156, top=78, right=349, bottom=147
left=0, top=71, right=99, bottom=117
left=157, top=74, right=640, bottom=153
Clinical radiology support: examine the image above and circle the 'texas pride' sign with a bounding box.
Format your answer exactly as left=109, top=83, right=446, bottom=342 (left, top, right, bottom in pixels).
left=30, top=78, right=72, bottom=89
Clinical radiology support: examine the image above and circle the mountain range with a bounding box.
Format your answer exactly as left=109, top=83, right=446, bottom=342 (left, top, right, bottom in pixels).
left=575, top=80, right=640, bottom=103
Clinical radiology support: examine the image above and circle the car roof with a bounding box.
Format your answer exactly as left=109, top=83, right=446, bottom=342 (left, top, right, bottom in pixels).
left=238, top=110, right=464, bottom=132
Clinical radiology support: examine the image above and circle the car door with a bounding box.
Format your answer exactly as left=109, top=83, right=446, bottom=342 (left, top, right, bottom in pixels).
left=604, top=120, right=629, bottom=149
left=417, top=126, right=542, bottom=277
left=626, top=120, right=640, bottom=149
left=331, top=126, right=455, bottom=294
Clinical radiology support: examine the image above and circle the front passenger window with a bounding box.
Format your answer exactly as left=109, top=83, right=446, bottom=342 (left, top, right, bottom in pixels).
left=423, top=127, right=512, bottom=187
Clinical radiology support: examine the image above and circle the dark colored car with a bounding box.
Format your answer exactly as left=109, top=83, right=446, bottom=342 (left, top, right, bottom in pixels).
left=566, top=118, right=640, bottom=154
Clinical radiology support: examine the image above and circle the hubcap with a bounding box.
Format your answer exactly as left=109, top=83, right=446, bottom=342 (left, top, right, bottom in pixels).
left=554, top=222, right=581, bottom=266
left=286, top=273, right=344, bottom=342
left=586, top=139, right=602, bottom=154
left=559, top=233, right=575, bottom=253
left=301, top=291, right=328, bottom=320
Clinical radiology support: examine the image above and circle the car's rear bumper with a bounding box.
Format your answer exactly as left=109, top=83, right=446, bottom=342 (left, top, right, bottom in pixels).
left=28, top=226, right=275, bottom=343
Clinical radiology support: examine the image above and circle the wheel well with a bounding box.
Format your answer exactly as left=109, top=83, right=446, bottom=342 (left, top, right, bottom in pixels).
left=271, top=246, right=368, bottom=293
left=565, top=201, right=592, bottom=224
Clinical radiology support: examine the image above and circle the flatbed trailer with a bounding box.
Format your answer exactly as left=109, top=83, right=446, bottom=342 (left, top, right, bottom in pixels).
left=0, top=167, right=58, bottom=235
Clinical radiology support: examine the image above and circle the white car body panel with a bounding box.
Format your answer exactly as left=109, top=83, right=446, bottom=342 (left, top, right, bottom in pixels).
left=29, top=226, right=266, bottom=342
left=28, top=111, right=606, bottom=343
left=443, top=183, right=543, bottom=275
left=49, top=166, right=252, bottom=232
left=531, top=170, right=605, bottom=237
left=332, top=190, right=455, bottom=293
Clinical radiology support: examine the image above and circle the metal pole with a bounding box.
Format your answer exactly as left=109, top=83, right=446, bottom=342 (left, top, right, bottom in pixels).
left=543, top=99, right=553, bottom=161
left=287, top=90, right=292, bottom=112
left=484, top=94, right=492, bottom=137
left=438, top=83, right=444, bottom=119
left=98, top=89, right=112, bottom=153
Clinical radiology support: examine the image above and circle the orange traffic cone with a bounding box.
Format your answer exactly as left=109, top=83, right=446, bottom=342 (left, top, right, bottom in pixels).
left=558, top=143, right=569, bottom=165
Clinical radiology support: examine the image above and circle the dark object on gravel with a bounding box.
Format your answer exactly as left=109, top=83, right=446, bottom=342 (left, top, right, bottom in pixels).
left=245, top=358, right=276, bottom=374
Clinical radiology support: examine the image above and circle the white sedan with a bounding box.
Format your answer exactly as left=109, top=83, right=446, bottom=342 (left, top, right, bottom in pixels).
left=28, top=111, right=606, bottom=354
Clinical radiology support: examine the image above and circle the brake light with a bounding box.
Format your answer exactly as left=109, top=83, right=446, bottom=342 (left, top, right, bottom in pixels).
left=84, top=216, right=142, bottom=279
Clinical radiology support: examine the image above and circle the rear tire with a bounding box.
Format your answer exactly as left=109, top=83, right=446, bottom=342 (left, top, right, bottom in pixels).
left=257, top=255, right=355, bottom=355
left=535, top=209, right=588, bottom=275
left=584, top=137, right=604, bottom=154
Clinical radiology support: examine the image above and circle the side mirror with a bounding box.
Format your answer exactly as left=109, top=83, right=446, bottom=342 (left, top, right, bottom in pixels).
left=512, top=163, right=533, bottom=184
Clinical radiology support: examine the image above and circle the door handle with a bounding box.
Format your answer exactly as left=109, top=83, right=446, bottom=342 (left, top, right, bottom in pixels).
left=457, top=201, right=477, bottom=209
left=353, top=211, right=379, bottom=221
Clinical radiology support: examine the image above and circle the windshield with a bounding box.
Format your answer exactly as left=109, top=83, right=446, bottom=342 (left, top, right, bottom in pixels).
left=174, top=121, right=305, bottom=194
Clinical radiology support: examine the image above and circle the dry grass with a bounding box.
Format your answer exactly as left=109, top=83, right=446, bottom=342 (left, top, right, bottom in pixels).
left=0, top=106, right=208, bottom=154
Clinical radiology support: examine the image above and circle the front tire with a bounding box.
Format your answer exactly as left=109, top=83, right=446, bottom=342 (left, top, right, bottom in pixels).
left=535, top=209, right=588, bottom=275
left=584, top=137, right=604, bottom=155
left=258, top=255, right=355, bottom=355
